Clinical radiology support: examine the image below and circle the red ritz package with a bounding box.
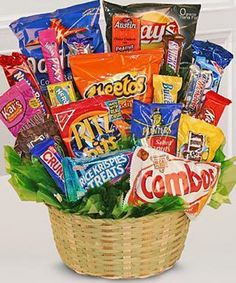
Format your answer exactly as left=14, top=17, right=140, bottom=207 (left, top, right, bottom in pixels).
left=0, top=52, right=47, bottom=114
left=197, top=91, right=231, bottom=126
left=51, top=95, right=129, bottom=158
left=112, top=15, right=141, bottom=52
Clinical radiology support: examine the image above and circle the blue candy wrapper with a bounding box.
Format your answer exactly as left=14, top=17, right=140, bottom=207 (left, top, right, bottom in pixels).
left=63, top=150, right=133, bottom=202
left=31, top=138, right=65, bottom=193
left=10, top=0, right=104, bottom=93
left=131, top=100, right=182, bottom=155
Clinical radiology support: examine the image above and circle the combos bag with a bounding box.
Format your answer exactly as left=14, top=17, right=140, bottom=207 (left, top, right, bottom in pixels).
left=51, top=95, right=129, bottom=159
left=70, top=49, right=164, bottom=120
left=103, top=1, right=201, bottom=64
left=125, top=146, right=221, bottom=218
left=10, top=0, right=104, bottom=93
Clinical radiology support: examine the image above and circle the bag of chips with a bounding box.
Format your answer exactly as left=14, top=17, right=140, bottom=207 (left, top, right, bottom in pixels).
left=70, top=49, right=164, bottom=120
left=10, top=0, right=104, bottom=93
left=51, top=95, right=129, bottom=158
left=103, top=1, right=201, bottom=65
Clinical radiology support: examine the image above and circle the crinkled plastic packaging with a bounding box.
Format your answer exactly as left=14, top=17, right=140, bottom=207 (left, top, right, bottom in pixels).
left=31, top=138, right=65, bottom=193
left=51, top=95, right=129, bottom=159
left=153, top=75, right=182, bottom=103
left=70, top=49, right=164, bottom=120
left=0, top=80, right=42, bottom=137
left=10, top=1, right=104, bottom=93
left=131, top=100, right=182, bottom=155
left=103, top=1, right=201, bottom=64
left=125, top=145, right=221, bottom=218
left=177, top=114, right=225, bottom=162
left=63, top=150, right=133, bottom=202
left=0, top=52, right=47, bottom=114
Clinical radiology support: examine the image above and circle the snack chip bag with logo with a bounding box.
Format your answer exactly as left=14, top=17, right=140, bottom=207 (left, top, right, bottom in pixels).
left=51, top=95, right=129, bottom=158
left=10, top=0, right=104, bottom=93
left=125, top=145, right=221, bottom=218
left=131, top=100, right=182, bottom=155
left=177, top=114, right=225, bottom=162
left=0, top=80, right=42, bottom=137
left=63, top=150, right=133, bottom=202
left=70, top=49, right=164, bottom=120
left=0, top=52, right=47, bottom=114
left=153, top=75, right=182, bottom=103
left=103, top=1, right=201, bottom=64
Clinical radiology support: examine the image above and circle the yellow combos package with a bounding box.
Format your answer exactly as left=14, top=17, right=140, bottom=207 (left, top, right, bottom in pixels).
left=177, top=114, right=224, bottom=162
left=51, top=95, right=129, bottom=158
left=153, top=75, right=182, bottom=103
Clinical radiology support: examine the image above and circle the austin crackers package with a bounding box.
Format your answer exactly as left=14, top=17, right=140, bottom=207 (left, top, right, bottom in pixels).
left=70, top=49, right=164, bottom=120
left=103, top=1, right=201, bottom=65
left=51, top=95, right=129, bottom=159
left=10, top=1, right=104, bottom=93
left=125, top=145, right=221, bottom=218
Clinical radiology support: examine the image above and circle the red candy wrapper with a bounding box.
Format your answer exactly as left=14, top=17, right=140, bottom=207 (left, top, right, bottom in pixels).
left=0, top=52, right=47, bottom=114
left=197, top=91, right=231, bottom=126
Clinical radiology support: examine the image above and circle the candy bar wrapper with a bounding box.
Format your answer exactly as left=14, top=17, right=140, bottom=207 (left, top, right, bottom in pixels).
left=30, top=138, right=65, bottom=193
left=51, top=95, right=129, bottom=159
left=39, top=29, right=65, bottom=84
left=153, top=75, right=182, bottom=103
left=131, top=100, right=182, bottom=155
left=197, top=91, right=231, bottom=126
left=0, top=52, right=47, bottom=114
left=177, top=114, right=225, bottom=162
left=112, top=15, right=141, bottom=52
left=163, top=34, right=184, bottom=74
left=184, top=64, right=211, bottom=116
left=0, top=80, right=42, bottom=137
left=125, top=145, right=221, bottom=218
left=47, top=81, right=76, bottom=106
left=103, top=1, right=201, bottom=64
left=10, top=1, right=104, bottom=93
left=70, top=49, right=164, bottom=120
left=63, top=150, right=133, bottom=202
left=14, top=115, right=66, bottom=158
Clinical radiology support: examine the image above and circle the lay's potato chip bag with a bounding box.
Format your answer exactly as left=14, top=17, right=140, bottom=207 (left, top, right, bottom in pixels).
left=177, top=114, right=224, bottom=162
left=51, top=95, right=129, bottom=158
left=153, top=75, right=182, bottom=103
left=70, top=49, right=164, bottom=120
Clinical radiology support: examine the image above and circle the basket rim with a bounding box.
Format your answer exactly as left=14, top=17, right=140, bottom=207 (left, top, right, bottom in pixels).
left=48, top=205, right=188, bottom=224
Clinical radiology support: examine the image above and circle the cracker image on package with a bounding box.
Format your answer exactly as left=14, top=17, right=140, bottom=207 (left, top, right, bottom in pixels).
left=70, top=49, right=164, bottom=120
left=51, top=95, right=129, bottom=158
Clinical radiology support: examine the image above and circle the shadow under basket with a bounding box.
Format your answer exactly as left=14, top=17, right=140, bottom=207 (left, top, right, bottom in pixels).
left=48, top=206, right=190, bottom=279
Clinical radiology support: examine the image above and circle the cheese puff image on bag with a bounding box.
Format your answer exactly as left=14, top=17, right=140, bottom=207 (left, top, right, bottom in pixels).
left=70, top=49, right=164, bottom=120
left=177, top=114, right=224, bottom=162
left=51, top=95, right=129, bottom=158
left=125, top=146, right=221, bottom=218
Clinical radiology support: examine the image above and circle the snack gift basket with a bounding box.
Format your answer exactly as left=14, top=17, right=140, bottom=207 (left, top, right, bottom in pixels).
left=1, top=0, right=236, bottom=280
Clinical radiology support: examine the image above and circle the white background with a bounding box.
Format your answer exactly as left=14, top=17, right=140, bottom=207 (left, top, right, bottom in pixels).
left=0, top=1, right=236, bottom=283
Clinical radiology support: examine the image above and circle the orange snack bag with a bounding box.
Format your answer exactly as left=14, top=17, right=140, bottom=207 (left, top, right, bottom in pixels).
left=70, top=49, right=164, bottom=120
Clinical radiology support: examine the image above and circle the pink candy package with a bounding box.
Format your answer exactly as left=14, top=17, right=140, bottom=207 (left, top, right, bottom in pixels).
left=38, top=29, right=65, bottom=84
left=0, top=80, right=42, bottom=137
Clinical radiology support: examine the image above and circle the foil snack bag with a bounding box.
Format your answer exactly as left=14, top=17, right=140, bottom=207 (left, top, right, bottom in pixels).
left=103, top=1, right=201, bottom=65
left=10, top=0, right=104, bottom=93
left=70, top=49, right=164, bottom=120
left=125, top=146, right=221, bottom=218
left=51, top=95, right=129, bottom=158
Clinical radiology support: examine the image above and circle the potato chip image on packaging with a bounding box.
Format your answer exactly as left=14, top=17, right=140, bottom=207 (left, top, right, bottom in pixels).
left=177, top=114, right=225, bottom=162
left=70, top=49, right=164, bottom=120
left=153, top=75, right=182, bottom=103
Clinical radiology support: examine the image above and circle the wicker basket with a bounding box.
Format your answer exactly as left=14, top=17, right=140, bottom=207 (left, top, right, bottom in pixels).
left=48, top=206, right=190, bottom=279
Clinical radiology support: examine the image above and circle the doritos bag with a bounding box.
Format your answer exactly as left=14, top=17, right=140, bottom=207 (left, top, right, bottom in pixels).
left=103, top=1, right=201, bottom=65
left=51, top=95, right=129, bottom=158
left=70, top=49, right=164, bottom=120
left=10, top=0, right=104, bottom=93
